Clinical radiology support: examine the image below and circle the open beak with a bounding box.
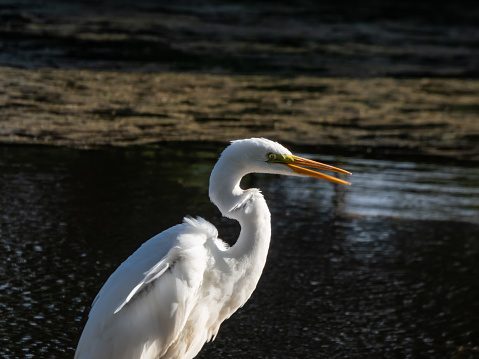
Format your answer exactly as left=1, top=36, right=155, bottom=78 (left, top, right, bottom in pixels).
left=285, top=155, right=351, bottom=185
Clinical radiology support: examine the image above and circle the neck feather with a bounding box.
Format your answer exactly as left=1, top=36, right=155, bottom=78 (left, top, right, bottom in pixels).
left=209, top=159, right=271, bottom=261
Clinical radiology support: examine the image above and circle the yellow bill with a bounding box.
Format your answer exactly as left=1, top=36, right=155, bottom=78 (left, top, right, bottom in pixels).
left=286, top=155, right=351, bottom=185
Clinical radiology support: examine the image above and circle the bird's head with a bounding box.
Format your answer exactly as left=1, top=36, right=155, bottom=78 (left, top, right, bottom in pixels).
left=209, top=138, right=350, bottom=216
left=221, top=138, right=351, bottom=185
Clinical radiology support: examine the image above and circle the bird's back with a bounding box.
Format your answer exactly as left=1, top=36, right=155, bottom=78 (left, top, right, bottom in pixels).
left=75, top=217, right=221, bottom=359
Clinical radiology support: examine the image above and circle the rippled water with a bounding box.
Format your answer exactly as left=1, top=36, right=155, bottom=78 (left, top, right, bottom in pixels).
left=0, top=144, right=478, bottom=358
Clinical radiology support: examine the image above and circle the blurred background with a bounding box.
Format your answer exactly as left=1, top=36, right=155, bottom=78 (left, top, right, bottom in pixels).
left=0, top=1, right=478, bottom=358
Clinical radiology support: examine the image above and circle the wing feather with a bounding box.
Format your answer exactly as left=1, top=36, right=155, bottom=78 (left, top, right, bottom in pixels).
left=75, top=216, right=218, bottom=359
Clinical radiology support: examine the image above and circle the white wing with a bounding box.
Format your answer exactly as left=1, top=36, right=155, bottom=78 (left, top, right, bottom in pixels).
left=75, top=217, right=219, bottom=359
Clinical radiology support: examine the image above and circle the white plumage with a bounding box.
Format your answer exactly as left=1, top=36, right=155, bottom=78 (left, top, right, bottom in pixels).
left=75, top=138, right=350, bottom=359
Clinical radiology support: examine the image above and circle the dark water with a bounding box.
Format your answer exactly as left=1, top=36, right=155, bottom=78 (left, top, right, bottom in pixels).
left=0, top=143, right=478, bottom=358
left=1, top=0, right=478, bottom=77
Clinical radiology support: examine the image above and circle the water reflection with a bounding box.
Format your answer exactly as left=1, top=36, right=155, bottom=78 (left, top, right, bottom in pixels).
left=0, top=144, right=477, bottom=358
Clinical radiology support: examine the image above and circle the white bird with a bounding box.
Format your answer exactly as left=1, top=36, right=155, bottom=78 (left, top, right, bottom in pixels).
left=75, top=138, right=351, bottom=359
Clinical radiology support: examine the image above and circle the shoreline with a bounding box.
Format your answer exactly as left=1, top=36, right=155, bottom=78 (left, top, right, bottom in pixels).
left=1, top=66, right=478, bottom=162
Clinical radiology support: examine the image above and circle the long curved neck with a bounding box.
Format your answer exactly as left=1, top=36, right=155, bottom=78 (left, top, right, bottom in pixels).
left=209, top=161, right=271, bottom=263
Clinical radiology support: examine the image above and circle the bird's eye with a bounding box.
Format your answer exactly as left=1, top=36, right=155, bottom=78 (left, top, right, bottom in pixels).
left=267, top=153, right=276, bottom=160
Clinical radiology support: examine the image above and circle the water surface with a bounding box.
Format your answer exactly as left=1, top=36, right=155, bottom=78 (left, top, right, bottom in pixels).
left=0, top=143, right=477, bottom=358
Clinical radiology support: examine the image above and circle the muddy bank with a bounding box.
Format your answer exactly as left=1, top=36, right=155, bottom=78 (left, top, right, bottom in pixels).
left=1, top=66, right=478, bottom=162
left=1, top=1, right=478, bottom=161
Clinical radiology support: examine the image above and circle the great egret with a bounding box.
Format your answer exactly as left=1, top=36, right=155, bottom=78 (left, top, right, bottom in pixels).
left=75, top=138, right=351, bottom=359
